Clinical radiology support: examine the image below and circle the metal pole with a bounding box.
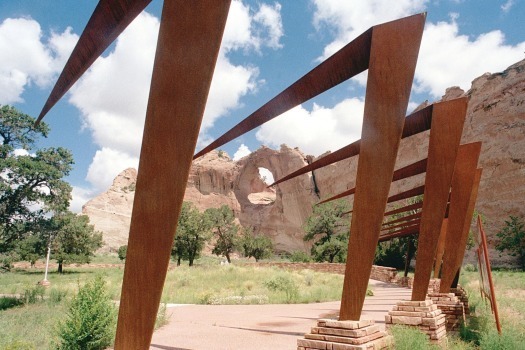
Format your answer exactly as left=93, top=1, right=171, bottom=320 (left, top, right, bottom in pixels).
left=43, top=246, right=51, bottom=282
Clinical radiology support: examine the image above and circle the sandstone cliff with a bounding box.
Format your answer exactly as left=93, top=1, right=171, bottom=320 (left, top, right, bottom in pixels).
left=84, top=59, right=525, bottom=266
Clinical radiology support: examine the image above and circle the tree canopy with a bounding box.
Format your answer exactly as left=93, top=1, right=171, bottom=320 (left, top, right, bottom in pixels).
left=206, top=205, right=240, bottom=263
left=303, top=200, right=349, bottom=263
left=172, top=202, right=212, bottom=266
left=0, top=105, right=73, bottom=254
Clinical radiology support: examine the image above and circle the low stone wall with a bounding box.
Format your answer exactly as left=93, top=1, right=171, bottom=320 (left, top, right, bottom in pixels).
left=253, top=263, right=399, bottom=283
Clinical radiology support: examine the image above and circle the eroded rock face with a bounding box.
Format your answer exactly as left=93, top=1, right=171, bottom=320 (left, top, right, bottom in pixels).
left=84, top=59, right=525, bottom=266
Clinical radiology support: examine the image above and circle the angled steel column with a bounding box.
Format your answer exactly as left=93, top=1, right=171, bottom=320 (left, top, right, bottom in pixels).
left=411, top=97, right=467, bottom=300
left=440, top=167, right=483, bottom=292
left=433, top=218, right=448, bottom=278
left=339, top=13, right=425, bottom=320
left=114, top=2, right=231, bottom=348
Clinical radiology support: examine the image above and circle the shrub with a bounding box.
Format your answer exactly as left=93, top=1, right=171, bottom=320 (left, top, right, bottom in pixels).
left=49, top=288, right=68, bottom=304
left=55, top=275, right=117, bottom=350
left=496, top=216, right=525, bottom=270
left=117, top=245, right=127, bottom=261
left=23, top=285, right=45, bottom=305
left=0, top=296, right=23, bottom=310
left=290, top=250, right=312, bottom=263
left=264, top=275, right=299, bottom=303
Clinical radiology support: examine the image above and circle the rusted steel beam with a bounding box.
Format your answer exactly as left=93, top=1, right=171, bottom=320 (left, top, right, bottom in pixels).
left=378, top=225, right=420, bottom=242
left=193, top=26, right=373, bottom=159
left=37, top=0, right=151, bottom=123
left=269, top=105, right=433, bottom=187
left=384, top=200, right=423, bottom=216
left=316, top=158, right=427, bottom=205
left=440, top=166, right=483, bottom=292
left=387, top=185, right=425, bottom=204
left=339, top=13, right=425, bottom=321
left=433, top=218, right=448, bottom=278
left=382, top=212, right=422, bottom=227
left=411, top=97, right=468, bottom=300
left=380, top=218, right=421, bottom=232
left=113, top=2, right=231, bottom=348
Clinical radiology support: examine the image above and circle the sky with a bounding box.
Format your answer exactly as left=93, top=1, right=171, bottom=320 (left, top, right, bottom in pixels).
left=0, top=0, right=524, bottom=212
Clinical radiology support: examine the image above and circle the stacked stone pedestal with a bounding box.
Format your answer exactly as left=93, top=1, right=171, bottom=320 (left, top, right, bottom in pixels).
left=297, top=319, right=392, bottom=350
left=450, top=285, right=470, bottom=315
left=427, top=293, right=465, bottom=331
left=385, top=300, right=447, bottom=344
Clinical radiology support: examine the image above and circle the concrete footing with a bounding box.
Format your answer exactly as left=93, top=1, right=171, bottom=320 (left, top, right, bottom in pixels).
left=297, top=319, right=392, bottom=350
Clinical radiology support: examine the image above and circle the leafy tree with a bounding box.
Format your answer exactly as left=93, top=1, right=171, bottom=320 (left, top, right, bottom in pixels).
left=47, top=212, right=103, bottom=273
left=55, top=275, right=117, bottom=350
left=16, top=233, right=46, bottom=267
left=172, top=202, right=212, bottom=266
left=496, top=216, right=525, bottom=270
left=117, top=245, right=127, bottom=261
left=240, top=227, right=273, bottom=262
left=303, top=200, right=350, bottom=263
left=206, top=205, right=240, bottom=263
left=0, top=105, right=73, bottom=253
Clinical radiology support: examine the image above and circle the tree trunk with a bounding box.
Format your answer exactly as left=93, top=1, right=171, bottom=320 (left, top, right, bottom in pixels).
left=177, top=257, right=181, bottom=266
left=226, top=253, right=231, bottom=264
left=58, top=262, right=63, bottom=274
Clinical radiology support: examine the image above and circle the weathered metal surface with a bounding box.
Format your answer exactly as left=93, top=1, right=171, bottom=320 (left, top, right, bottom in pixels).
left=384, top=200, right=423, bottom=216
left=269, top=105, right=433, bottom=187
left=378, top=224, right=420, bottom=242
left=386, top=185, right=426, bottom=204
left=193, top=27, right=373, bottom=159
left=411, top=97, right=468, bottom=300
left=382, top=212, right=422, bottom=227
left=440, top=165, right=482, bottom=293
left=37, top=0, right=151, bottom=123
left=114, top=2, right=231, bottom=348
left=381, top=218, right=421, bottom=231
left=433, top=218, right=448, bottom=278
left=339, top=13, right=425, bottom=321
left=317, top=158, right=427, bottom=205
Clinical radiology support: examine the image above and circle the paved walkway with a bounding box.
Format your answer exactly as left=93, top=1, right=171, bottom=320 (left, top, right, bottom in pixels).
left=150, top=280, right=411, bottom=350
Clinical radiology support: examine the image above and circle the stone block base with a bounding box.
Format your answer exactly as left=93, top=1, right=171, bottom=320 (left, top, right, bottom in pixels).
left=297, top=319, right=392, bottom=350
left=450, top=285, right=470, bottom=316
left=427, top=293, right=465, bottom=331
left=385, top=300, right=447, bottom=344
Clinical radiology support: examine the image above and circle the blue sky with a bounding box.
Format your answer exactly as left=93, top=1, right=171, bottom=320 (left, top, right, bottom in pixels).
left=1, top=0, right=524, bottom=212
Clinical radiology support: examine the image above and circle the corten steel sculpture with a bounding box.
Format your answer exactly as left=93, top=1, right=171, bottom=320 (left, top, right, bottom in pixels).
left=114, top=3, right=231, bottom=348
left=316, top=158, right=428, bottom=205
left=37, top=1, right=232, bottom=348
left=338, top=14, right=425, bottom=321
left=440, top=158, right=483, bottom=293
left=378, top=225, right=420, bottom=242
left=410, top=97, right=467, bottom=301
left=268, top=105, right=433, bottom=188
left=381, top=218, right=421, bottom=232
left=433, top=219, right=448, bottom=278
left=194, top=14, right=426, bottom=160
left=36, top=0, right=152, bottom=123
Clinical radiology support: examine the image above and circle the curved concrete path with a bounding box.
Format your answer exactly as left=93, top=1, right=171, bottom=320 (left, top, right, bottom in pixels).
left=150, top=279, right=411, bottom=350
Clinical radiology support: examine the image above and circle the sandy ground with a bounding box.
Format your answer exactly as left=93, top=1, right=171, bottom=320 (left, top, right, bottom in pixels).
left=150, top=279, right=412, bottom=350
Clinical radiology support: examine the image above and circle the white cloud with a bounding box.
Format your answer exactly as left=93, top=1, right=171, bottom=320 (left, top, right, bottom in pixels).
left=501, top=0, right=515, bottom=12
left=0, top=17, right=77, bottom=104
left=415, top=17, right=525, bottom=97
left=259, top=167, right=274, bottom=185
left=256, top=98, right=364, bottom=156
left=233, top=144, right=252, bottom=161
left=312, top=1, right=525, bottom=98
left=70, top=186, right=95, bottom=213
left=67, top=3, right=283, bottom=194
left=86, top=148, right=138, bottom=192
left=312, top=0, right=428, bottom=61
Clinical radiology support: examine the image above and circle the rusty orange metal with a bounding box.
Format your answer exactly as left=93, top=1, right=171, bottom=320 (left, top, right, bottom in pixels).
left=37, top=0, right=151, bottom=123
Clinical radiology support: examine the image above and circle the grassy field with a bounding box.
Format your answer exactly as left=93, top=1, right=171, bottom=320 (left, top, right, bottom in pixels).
left=0, top=256, right=345, bottom=349
left=1, top=257, right=524, bottom=350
